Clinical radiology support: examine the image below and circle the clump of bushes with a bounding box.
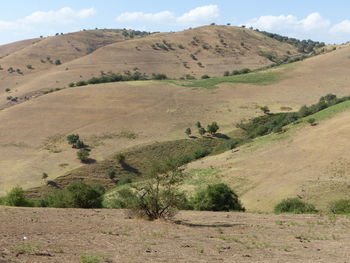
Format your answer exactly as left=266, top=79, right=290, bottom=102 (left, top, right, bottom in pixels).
left=38, top=181, right=105, bottom=208
left=224, top=68, right=251, bottom=77
left=0, top=187, right=33, bottom=207
left=274, top=198, right=317, bottom=214
left=329, top=199, right=350, bottom=214
left=191, top=184, right=245, bottom=212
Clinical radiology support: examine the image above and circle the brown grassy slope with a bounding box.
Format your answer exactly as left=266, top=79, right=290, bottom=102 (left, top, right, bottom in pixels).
left=0, top=38, right=41, bottom=59
left=0, top=36, right=349, bottom=195
left=188, top=109, right=350, bottom=212
left=0, top=29, right=129, bottom=75
left=1, top=207, right=350, bottom=263
left=0, top=25, right=300, bottom=106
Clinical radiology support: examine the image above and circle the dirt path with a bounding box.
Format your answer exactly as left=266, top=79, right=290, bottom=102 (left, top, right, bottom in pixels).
left=0, top=207, right=349, bottom=262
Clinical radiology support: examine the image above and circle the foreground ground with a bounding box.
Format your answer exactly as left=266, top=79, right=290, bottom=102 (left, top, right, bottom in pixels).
left=1, top=207, right=349, bottom=263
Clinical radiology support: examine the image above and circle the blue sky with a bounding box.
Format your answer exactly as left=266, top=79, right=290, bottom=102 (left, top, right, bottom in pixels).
left=1, top=0, right=350, bottom=44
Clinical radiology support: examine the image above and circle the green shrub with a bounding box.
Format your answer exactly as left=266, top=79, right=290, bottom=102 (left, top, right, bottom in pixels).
left=191, top=184, right=245, bottom=212
left=118, top=175, right=133, bottom=185
left=116, top=153, right=126, bottom=164
left=67, top=134, right=80, bottom=145
left=207, top=122, right=219, bottom=135
left=192, top=148, right=210, bottom=159
left=201, top=75, right=210, bottom=79
left=80, top=254, right=102, bottom=263
left=107, top=170, right=116, bottom=180
left=151, top=73, right=168, bottom=80
left=2, top=187, right=33, bottom=207
left=116, top=159, right=187, bottom=220
left=307, top=118, right=316, bottom=126
left=38, top=181, right=105, bottom=208
left=274, top=198, right=317, bottom=214
left=329, top=199, right=350, bottom=214
left=77, top=149, right=90, bottom=163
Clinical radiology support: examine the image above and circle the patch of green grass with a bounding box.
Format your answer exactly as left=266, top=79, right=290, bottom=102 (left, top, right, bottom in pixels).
left=80, top=254, right=103, bottom=263
left=15, top=242, right=41, bottom=255
left=176, top=64, right=295, bottom=89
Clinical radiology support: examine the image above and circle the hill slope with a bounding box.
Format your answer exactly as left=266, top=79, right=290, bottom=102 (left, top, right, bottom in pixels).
left=188, top=101, right=350, bottom=211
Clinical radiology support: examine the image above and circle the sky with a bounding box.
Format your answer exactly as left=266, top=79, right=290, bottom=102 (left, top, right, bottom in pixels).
left=1, top=0, right=350, bottom=45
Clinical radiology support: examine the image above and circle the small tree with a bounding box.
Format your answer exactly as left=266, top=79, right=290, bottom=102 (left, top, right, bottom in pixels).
left=195, top=121, right=202, bottom=128
left=185, top=128, right=192, bottom=137
left=116, top=153, right=126, bottom=165
left=67, top=134, right=80, bottom=145
left=54, top=59, right=62, bottom=65
left=260, top=106, right=270, bottom=115
left=120, top=159, right=187, bottom=220
left=77, top=149, right=90, bottom=163
left=42, top=173, right=48, bottom=180
left=207, top=122, right=219, bottom=135
left=74, top=140, right=86, bottom=149
left=199, top=127, right=206, bottom=136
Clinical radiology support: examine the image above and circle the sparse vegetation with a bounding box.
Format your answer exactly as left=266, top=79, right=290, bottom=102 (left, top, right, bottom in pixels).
left=329, top=199, right=350, bottom=214
left=191, top=184, right=245, bottom=212
left=274, top=198, right=317, bottom=214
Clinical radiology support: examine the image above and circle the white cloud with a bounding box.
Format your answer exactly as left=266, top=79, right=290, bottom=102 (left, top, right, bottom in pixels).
left=246, top=12, right=330, bottom=33
left=244, top=12, right=339, bottom=42
left=116, top=5, right=220, bottom=27
left=176, top=5, right=220, bottom=26
left=0, top=7, right=96, bottom=31
left=117, top=11, right=175, bottom=23
left=330, top=20, right=350, bottom=34
left=20, top=7, right=96, bottom=25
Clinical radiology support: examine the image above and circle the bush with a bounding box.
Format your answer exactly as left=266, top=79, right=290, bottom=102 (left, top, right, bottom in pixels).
left=201, top=74, right=210, bottom=79
left=38, top=181, right=105, bottom=208
left=118, top=175, right=133, bottom=185
left=192, top=184, right=245, bottom=212
left=116, top=159, right=187, bottom=220
left=207, top=122, right=219, bottom=135
left=274, top=198, right=317, bottom=214
left=67, top=134, right=79, bottom=145
left=107, top=170, right=116, bottom=180
left=2, top=187, right=33, bottom=207
left=329, top=199, right=350, bottom=214
left=192, top=148, right=210, bottom=159
left=116, top=153, right=126, bottom=164
left=307, top=118, right=316, bottom=126
left=151, top=73, right=168, bottom=80
left=77, top=149, right=90, bottom=163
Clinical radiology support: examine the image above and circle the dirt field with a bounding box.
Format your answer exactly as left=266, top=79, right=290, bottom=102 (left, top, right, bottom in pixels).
left=0, top=207, right=349, bottom=263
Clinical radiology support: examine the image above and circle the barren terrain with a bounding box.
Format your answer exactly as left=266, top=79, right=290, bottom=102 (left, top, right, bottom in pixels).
left=1, top=207, right=349, bottom=263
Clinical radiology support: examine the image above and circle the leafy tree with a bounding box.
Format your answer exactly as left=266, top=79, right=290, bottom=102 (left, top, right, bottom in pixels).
left=207, top=122, right=219, bottom=135
left=195, top=121, right=202, bottom=128
left=118, top=159, right=187, bottom=220
left=67, top=134, right=80, bottom=145
left=54, top=59, right=61, bottom=65
left=199, top=127, right=206, bottom=136
left=66, top=181, right=105, bottom=208
left=74, top=140, right=86, bottom=149
left=116, top=153, right=126, bottom=165
left=185, top=128, right=192, bottom=137
left=191, top=184, right=245, bottom=212
left=77, top=149, right=90, bottom=163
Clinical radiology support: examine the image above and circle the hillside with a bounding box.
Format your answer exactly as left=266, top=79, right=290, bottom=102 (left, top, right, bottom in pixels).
left=188, top=100, right=350, bottom=212
left=0, top=26, right=303, bottom=108
left=0, top=25, right=348, bottom=199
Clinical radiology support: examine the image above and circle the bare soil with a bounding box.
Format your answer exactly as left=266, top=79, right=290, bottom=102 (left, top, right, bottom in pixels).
left=1, top=207, right=349, bottom=263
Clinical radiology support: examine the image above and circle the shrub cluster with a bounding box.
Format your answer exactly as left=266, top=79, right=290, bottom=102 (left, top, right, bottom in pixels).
left=69, top=72, right=168, bottom=87
left=224, top=68, right=251, bottom=77
left=238, top=94, right=350, bottom=139
left=274, top=198, right=317, bottom=214
left=38, top=181, right=105, bottom=208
